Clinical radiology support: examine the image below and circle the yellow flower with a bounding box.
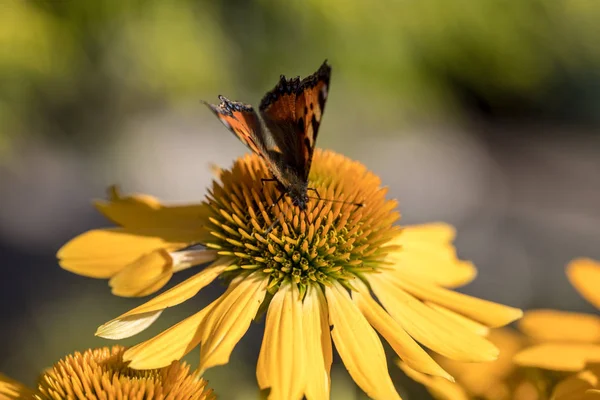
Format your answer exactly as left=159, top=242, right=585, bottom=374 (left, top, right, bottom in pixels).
left=551, top=364, right=600, bottom=400
left=58, top=150, right=522, bottom=400
left=514, top=258, right=600, bottom=399
left=515, top=259, right=600, bottom=372
left=398, top=329, right=545, bottom=400
left=0, top=346, right=214, bottom=399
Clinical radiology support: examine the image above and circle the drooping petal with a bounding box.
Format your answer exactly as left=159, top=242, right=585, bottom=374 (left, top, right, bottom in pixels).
left=397, top=362, right=469, bottom=400
left=108, top=249, right=218, bottom=298
left=57, top=228, right=190, bottom=278
left=95, top=186, right=212, bottom=240
left=351, top=280, right=453, bottom=381
left=368, top=273, right=499, bottom=362
left=519, top=310, right=600, bottom=343
left=199, top=271, right=268, bottom=372
left=256, top=281, right=306, bottom=400
left=325, top=281, right=401, bottom=400
left=514, top=344, right=600, bottom=371
left=391, top=271, right=522, bottom=327
left=567, top=258, right=600, bottom=310
left=96, top=258, right=231, bottom=339
left=96, top=310, right=165, bottom=341
left=124, top=303, right=214, bottom=369
left=109, top=249, right=173, bottom=297
left=387, top=223, right=476, bottom=288
left=302, top=284, right=332, bottom=400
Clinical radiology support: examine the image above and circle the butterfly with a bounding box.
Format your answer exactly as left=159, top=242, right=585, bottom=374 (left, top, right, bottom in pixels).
left=206, top=60, right=332, bottom=211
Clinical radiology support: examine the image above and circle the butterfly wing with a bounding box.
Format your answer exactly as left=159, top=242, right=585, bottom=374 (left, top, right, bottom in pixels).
left=206, top=95, right=271, bottom=159
left=258, top=75, right=304, bottom=175
left=295, top=61, right=331, bottom=180
left=259, top=61, right=331, bottom=181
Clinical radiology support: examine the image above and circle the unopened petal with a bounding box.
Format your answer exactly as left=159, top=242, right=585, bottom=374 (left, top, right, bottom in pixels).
left=96, top=186, right=212, bottom=240
left=398, top=362, right=469, bottom=400
left=109, top=249, right=173, bottom=297
left=124, top=304, right=214, bottom=369
left=392, top=271, right=522, bottom=327
left=325, top=281, right=401, bottom=400
left=514, top=344, right=600, bottom=371
left=199, top=271, right=268, bottom=371
left=257, top=281, right=306, bottom=400
left=519, top=310, right=600, bottom=343
left=96, top=258, right=231, bottom=339
left=369, top=273, right=499, bottom=362
left=352, top=280, right=453, bottom=381
left=567, top=258, right=600, bottom=310
left=58, top=228, right=189, bottom=278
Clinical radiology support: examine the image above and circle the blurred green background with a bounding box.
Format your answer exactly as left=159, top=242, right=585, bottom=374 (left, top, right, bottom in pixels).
left=1, top=0, right=600, bottom=398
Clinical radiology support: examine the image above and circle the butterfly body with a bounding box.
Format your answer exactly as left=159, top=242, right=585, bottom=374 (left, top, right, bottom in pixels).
left=207, top=61, right=331, bottom=211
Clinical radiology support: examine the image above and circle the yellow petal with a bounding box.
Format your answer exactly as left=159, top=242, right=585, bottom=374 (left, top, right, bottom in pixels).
left=552, top=370, right=597, bottom=400
left=109, top=249, right=173, bottom=297
left=302, top=284, right=332, bottom=400
left=58, top=228, right=188, bottom=278
left=352, top=280, right=453, bottom=381
left=96, top=258, right=230, bottom=339
left=586, top=390, right=600, bottom=399
left=392, top=271, right=522, bottom=327
left=401, top=223, right=457, bottom=242
left=436, top=329, right=525, bottom=397
left=368, top=273, right=499, bottom=362
left=513, top=381, right=542, bottom=400
left=325, top=281, right=401, bottom=400
left=567, top=258, right=600, bottom=310
left=426, top=303, right=490, bottom=336
left=514, top=344, right=600, bottom=371
left=257, top=281, right=306, bottom=400
left=96, top=186, right=212, bottom=240
left=124, top=303, right=214, bottom=369
left=95, top=310, right=164, bottom=340
left=397, top=362, right=469, bottom=400
left=0, top=373, right=35, bottom=399
left=199, top=271, right=268, bottom=371
left=519, top=310, right=600, bottom=343
left=387, top=224, right=476, bottom=288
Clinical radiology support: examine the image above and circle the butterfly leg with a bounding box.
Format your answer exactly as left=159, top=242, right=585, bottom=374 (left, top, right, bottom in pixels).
left=269, top=191, right=286, bottom=209
left=263, top=190, right=287, bottom=234
left=261, top=178, right=278, bottom=186
left=307, top=187, right=321, bottom=199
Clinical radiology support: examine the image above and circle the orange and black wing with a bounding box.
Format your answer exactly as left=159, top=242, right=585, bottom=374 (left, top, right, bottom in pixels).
left=295, top=61, right=331, bottom=180
left=206, top=95, right=270, bottom=159
left=259, top=61, right=331, bottom=181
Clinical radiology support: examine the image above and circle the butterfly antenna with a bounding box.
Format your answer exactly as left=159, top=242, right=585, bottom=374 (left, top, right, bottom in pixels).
left=307, top=196, right=365, bottom=208
left=307, top=188, right=364, bottom=208
left=264, top=216, right=282, bottom=235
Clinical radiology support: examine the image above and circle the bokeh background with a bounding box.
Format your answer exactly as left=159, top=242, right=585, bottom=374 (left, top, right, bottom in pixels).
left=1, top=0, right=600, bottom=398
